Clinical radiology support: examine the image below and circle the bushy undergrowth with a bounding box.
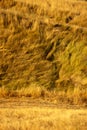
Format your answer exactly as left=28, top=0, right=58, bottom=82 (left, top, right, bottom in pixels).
left=0, top=0, right=87, bottom=104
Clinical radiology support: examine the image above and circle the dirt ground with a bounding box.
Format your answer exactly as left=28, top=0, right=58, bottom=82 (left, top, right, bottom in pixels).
left=0, top=98, right=87, bottom=130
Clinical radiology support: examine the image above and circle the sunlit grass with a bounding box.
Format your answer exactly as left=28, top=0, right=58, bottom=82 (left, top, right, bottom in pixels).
left=0, top=107, right=87, bottom=130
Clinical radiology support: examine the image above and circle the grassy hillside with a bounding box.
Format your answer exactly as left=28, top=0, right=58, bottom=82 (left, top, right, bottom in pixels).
left=0, top=0, right=87, bottom=104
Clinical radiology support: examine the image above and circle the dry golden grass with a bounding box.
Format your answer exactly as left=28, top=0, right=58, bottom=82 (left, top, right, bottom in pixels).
left=0, top=0, right=87, bottom=104
left=0, top=106, right=87, bottom=130
left=0, top=85, right=86, bottom=106
left=0, top=1, right=87, bottom=129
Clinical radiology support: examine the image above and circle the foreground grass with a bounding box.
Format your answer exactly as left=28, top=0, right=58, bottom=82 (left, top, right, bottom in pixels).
left=0, top=106, right=87, bottom=130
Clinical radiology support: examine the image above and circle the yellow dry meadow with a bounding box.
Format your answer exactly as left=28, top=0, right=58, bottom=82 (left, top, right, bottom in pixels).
left=0, top=106, right=87, bottom=130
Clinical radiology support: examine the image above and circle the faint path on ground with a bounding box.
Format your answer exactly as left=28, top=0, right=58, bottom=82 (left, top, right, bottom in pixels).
left=0, top=98, right=86, bottom=109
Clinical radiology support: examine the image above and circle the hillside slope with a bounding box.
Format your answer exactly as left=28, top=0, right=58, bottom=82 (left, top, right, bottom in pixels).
left=0, top=0, right=87, bottom=103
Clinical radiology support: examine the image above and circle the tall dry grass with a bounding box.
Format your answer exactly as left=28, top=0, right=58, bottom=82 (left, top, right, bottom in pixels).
left=0, top=0, right=87, bottom=104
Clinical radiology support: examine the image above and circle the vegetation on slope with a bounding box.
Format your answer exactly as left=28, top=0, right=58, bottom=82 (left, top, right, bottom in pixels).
left=0, top=0, right=87, bottom=104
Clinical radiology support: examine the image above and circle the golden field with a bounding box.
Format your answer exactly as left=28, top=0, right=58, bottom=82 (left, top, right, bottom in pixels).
left=0, top=98, right=87, bottom=130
